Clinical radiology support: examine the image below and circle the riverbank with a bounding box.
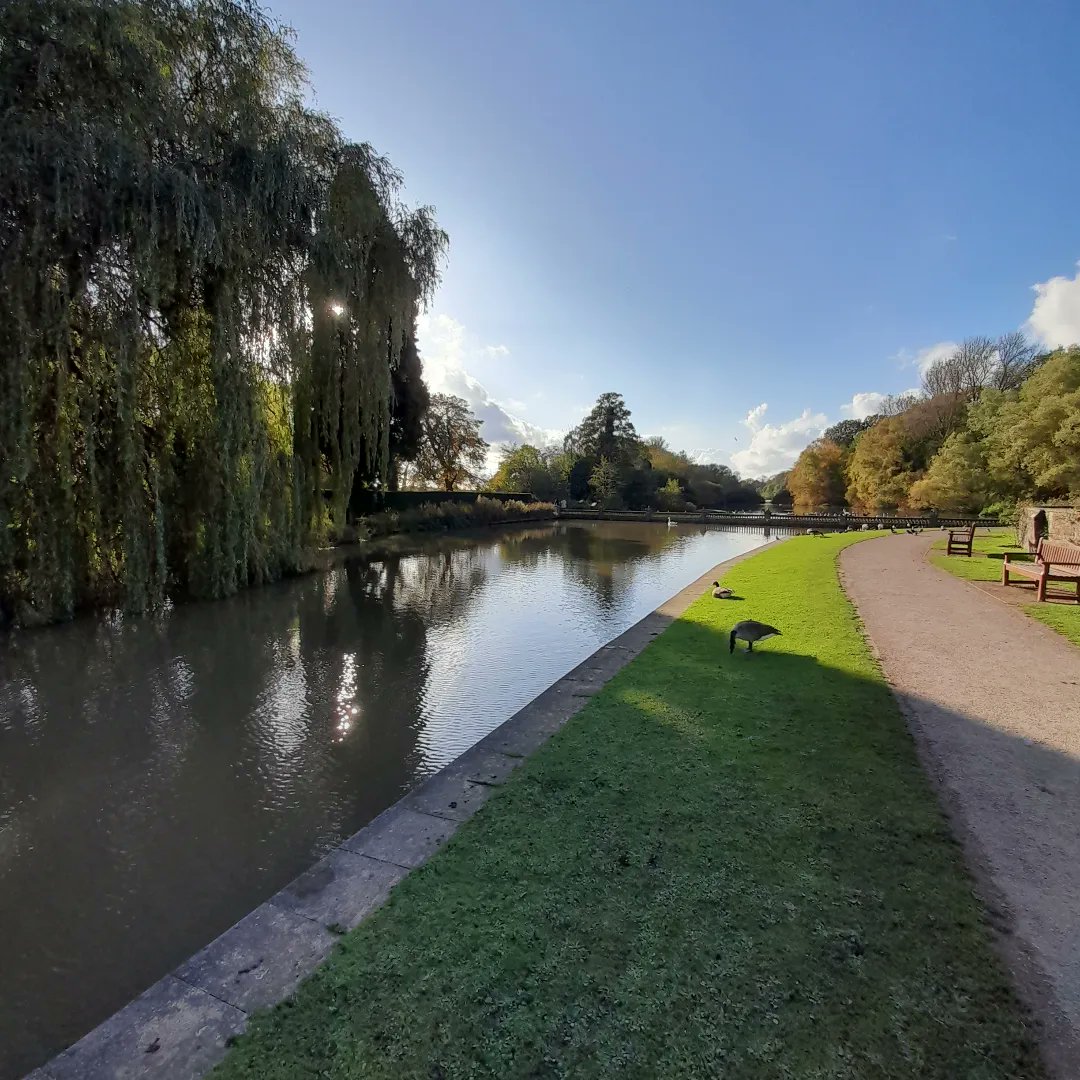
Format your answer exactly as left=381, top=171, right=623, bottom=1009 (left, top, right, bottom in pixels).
left=22, top=525, right=770, bottom=1080
left=214, top=534, right=1041, bottom=1079
left=929, top=531, right=1080, bottom=647
left=341, top=496, right=555, bottom=546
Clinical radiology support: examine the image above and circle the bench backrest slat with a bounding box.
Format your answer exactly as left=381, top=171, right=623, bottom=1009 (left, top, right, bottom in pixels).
left=1036, top=538, right=1080, bottom=567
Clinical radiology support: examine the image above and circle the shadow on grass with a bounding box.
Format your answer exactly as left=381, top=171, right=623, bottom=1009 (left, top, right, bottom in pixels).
left=214, top=607, right=1060, bottom=1080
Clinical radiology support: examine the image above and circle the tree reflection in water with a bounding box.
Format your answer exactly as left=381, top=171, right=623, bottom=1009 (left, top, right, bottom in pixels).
left=0, top=521, right=766, bottom=1080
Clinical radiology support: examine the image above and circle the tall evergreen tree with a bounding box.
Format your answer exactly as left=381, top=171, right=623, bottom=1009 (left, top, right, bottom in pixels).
left=564, top=393, right=640, bottom=465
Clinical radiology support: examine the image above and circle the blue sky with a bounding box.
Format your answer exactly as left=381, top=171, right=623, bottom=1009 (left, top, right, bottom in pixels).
left=273, top=0, right=1080, bottom=475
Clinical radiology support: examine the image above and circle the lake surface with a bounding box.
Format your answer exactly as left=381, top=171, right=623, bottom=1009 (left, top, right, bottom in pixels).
left=0, top=521, right=767, bottom=1077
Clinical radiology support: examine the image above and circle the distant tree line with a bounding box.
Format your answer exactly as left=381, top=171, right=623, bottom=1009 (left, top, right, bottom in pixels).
left=487, top=392, right=762, bottom=510
left=784, top=336, right=1079, bottom=516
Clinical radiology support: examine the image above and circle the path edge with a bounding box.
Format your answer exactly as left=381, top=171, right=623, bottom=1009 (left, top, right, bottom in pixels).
left=30, top=540, right=776, bottom=1080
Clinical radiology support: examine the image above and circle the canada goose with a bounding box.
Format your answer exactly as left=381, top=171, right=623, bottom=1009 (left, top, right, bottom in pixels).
left=806, top=528, right=825, bottom=537
left=889, top=526, right=898, bottom=534
left=711, top=581, right=734, bottom=599
left=729, top=620, right=781, bottom=653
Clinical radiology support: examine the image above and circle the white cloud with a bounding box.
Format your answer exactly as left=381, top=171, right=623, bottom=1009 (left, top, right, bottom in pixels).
left=744, top=402, right=768, bottom=430
left=684, top=447, right=727, bottom=465
left=1028, top=262, right=1080, bottom=347
left=730, top=403, right=828, bottom=477
left=840, top=391, right=886, bottom=420
left=417, top=312, right=466, bottom=385
left=895, top=340, right=958, bottom=377
left=838, top=388, right=916, bottom=421
left=416, top=312, right=561, bottom=473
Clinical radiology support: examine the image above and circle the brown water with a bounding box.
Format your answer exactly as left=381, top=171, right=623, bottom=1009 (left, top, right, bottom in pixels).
left=0, top=521, right=767, bottom=1078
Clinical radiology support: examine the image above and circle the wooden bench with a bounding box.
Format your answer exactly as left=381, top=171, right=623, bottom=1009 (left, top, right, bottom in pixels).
left=946, top=523, right=975, bottom=556
left=1002, top=538, right=1080, bottom=602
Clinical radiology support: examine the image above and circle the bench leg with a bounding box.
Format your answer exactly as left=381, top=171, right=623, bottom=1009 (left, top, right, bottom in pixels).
left=1037, top=576, right=1047, bottom=602
left=1002, top=563, right=1010, bottom=586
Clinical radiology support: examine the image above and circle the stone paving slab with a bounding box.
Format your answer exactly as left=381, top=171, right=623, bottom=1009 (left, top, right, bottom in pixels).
left=456, top=746, right=524, bottom=786
left=340, top=806, right=459, bottom=869
left=402, top=772, right=494, bottom=822
left=269, top=848, right=407, bottom=930
left=175, top=904, right=336, bottom=1014
left=45, top=976, right=245, bottom=1080
left=473, top=694, right=570, bottom=758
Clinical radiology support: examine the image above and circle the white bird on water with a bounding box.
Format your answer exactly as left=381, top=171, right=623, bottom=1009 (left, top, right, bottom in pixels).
left=667, top=517, right=676, bottom=527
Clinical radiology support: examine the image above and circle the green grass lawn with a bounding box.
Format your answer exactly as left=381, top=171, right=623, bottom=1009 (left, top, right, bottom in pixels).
left=216, top=534, right=1042, bottom=1080
left=928, top=530, right=1028, bottom=583
left=931, top=531, right=1080, bottom=647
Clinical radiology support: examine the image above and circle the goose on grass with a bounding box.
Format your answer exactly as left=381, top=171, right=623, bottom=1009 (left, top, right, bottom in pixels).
left=729, top=620, right=781, bottom=654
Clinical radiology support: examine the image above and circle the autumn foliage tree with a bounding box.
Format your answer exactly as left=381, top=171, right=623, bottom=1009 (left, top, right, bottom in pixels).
left=413, top=395, right=488, bottom=491
left=821, top=418, right=877, bottom=448
left=978, top=348, right=1080, bottom=498
left=739, top=337, right=1069, bottom=520
left=907, top=433, right=992, bottom=513
left=787, top=439, right=847, bottom=511
left=845, top=416, right=923, bottom=512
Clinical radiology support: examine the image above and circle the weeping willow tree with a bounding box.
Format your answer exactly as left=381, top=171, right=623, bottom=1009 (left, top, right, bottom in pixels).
left=0, top=0, right=446, bottom=625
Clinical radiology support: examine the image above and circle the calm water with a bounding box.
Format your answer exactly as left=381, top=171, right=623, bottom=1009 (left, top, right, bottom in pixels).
left=0, top=521, right=767, bottom=1077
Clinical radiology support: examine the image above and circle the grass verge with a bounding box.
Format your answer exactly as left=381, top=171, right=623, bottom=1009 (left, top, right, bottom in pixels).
left=216, top=534, right=1042, bottom=1079
left=931, top=532, right=1080, bottom=648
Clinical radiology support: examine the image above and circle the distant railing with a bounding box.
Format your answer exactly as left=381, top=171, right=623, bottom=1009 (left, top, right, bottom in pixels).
left=556, top=509, right=999, bottom=529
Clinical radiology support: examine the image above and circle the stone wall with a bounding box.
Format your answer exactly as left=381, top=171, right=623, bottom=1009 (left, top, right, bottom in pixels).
left=1048, top=506, right=1080, bottom=544
left=1019, top=504, right=1080, bottom=549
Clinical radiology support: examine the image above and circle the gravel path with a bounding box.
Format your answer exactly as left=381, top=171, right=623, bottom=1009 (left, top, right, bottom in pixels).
left=841, top=534, right=1080, bottom=1077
